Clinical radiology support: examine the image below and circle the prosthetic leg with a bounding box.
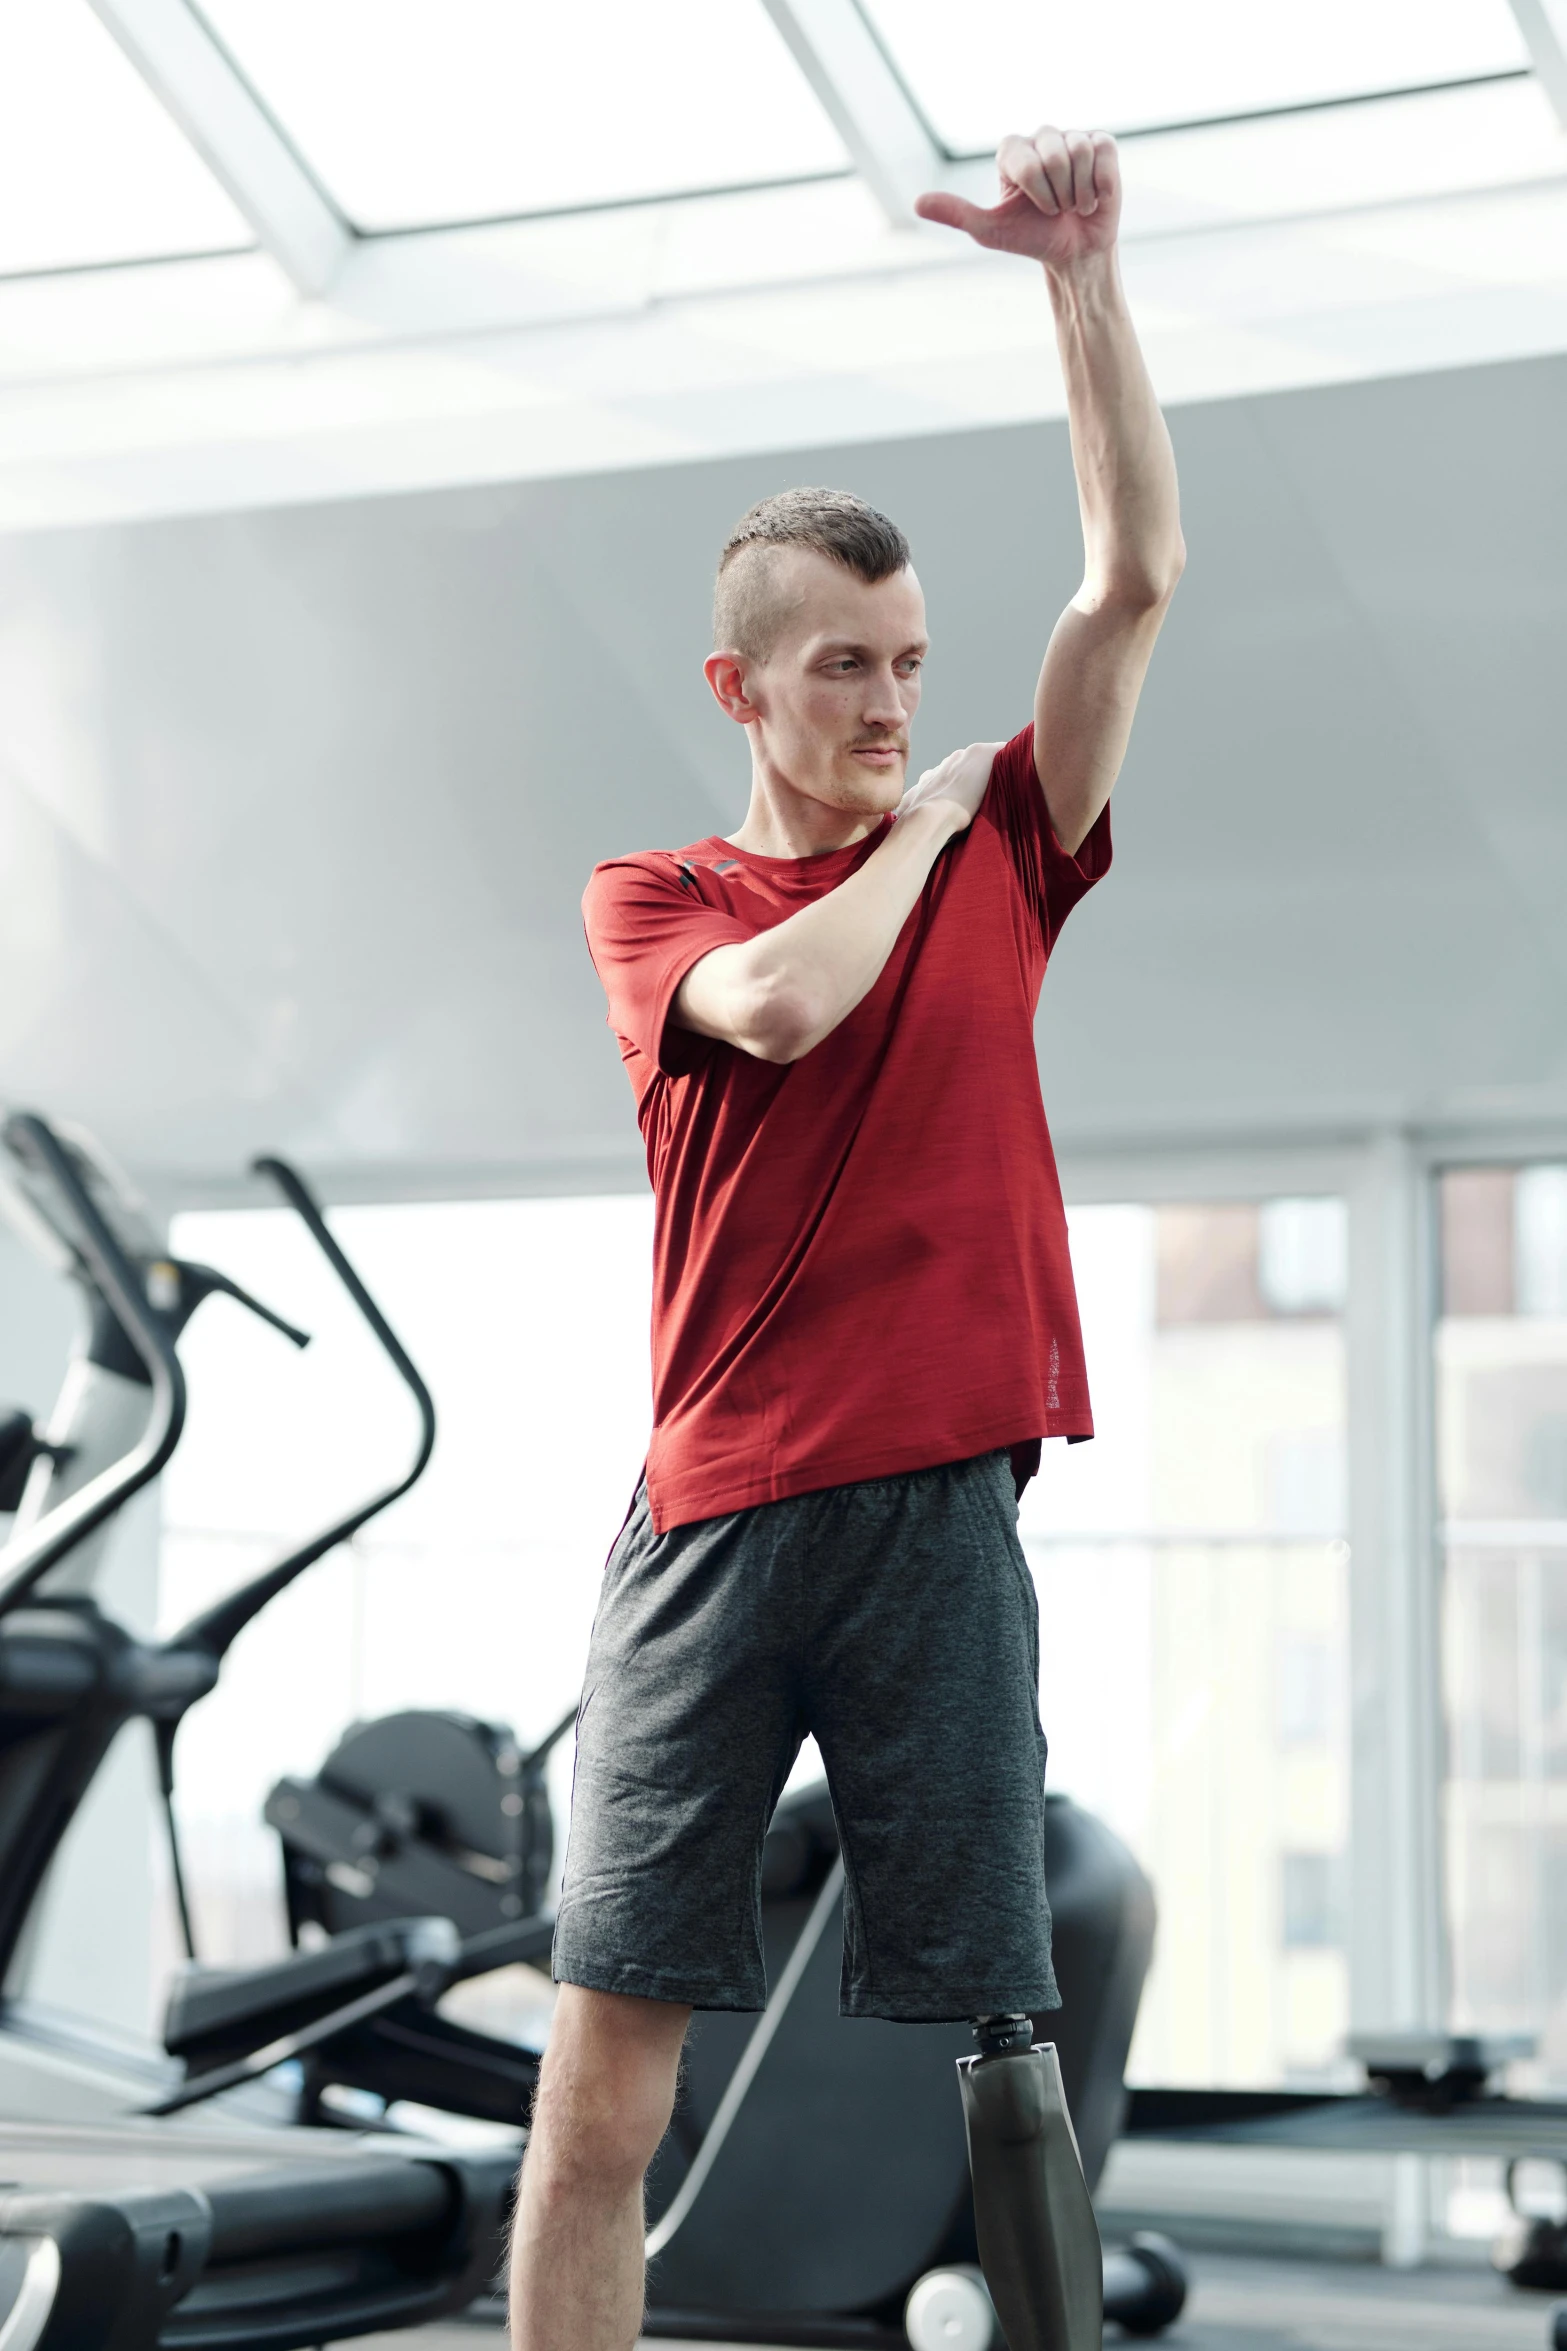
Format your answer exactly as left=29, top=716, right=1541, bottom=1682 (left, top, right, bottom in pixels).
left=959, top=2015, right=1103, bottom=2351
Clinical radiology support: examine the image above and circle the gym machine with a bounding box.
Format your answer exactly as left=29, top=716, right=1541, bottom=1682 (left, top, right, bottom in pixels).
left=0, top=1112, right=524, bottom=2346
left=0, top=1110, right=550, bottom=2132
left=0, top=1106, right=1186, bottom=2345
left=271, top=1716, right=1186, bottom=2342
left=0, top=2113, right=514, bottom=2351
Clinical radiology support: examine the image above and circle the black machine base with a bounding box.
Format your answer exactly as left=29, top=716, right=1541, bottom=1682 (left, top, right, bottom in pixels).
left=0, top=2127, right=514, bottom=2351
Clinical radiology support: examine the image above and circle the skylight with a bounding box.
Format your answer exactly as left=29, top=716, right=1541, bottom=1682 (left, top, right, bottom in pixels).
left=861, top=0, right=1532, bottom=154
left=194, top=0, right=851, bottom=235
left=0, top=0, right=250, bottom=279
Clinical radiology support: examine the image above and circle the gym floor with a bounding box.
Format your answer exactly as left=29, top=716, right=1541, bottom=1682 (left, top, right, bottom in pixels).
left=355, top=2255, right=1561, bottom=2351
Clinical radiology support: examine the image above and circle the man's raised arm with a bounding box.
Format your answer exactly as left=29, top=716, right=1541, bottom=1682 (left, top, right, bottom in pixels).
left=918, top=128, right=1184, bottom=855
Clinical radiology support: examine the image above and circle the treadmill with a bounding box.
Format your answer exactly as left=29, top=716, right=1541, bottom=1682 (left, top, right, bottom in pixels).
left=0, top=2114, right=513, bottom=2351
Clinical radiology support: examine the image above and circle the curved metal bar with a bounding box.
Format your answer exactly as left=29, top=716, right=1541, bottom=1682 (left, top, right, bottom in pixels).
left=0, top=1111, right=187, bottom=1618
left=178, top=1259, right=312, bottom=1349
left=165, top=1156, right=437, bottom=1665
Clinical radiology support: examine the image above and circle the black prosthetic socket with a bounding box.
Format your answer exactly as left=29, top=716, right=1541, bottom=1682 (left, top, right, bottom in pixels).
left=959, top=2022, right=1104, bottom=2351
left=972, top=2013, right=1034, bottom=2056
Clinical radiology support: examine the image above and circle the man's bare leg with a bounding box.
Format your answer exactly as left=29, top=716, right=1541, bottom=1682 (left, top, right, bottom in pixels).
left=509, top=1984, right=691, bottom=2351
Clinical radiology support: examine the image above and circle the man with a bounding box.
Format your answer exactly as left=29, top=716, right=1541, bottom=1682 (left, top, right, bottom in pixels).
left=510, top=123, right=1183, bottom=2351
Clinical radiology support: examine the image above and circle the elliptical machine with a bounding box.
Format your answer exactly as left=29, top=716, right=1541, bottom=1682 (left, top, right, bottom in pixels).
left=0, top=1113, right=529, bottom=2351
left=0, top=1111, right=549, bottom=2131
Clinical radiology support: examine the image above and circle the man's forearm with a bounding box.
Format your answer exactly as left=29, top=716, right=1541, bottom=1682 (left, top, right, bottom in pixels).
left=914, top=126, right=1182, bottom=854
left=1029, top=246, right=1183, bottom=851
left=676, top=803, right=963, bottom=1065
left=1047, top=249, right=1183, bottom=611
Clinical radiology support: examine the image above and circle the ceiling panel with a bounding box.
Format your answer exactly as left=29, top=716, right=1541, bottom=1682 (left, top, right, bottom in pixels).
left=863, top=0, right=1530, bottom=152
left=0, top=0, right=251, bottom=277
left=196, top=0, right=849, bottom=233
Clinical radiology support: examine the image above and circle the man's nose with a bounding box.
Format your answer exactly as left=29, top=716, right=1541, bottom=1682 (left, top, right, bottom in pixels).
left=861, top=670, right=907, bottom=724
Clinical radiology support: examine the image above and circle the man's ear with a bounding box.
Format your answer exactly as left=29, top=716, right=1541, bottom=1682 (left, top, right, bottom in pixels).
left=704, top=649, right=762, bottom=724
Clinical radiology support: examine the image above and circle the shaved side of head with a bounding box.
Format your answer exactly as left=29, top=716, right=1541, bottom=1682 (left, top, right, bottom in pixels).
left=713, top=488, right=912, bottom=662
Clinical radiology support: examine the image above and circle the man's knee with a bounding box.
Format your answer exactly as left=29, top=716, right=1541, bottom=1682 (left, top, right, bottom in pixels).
left=528, top=1986, right=689, bottom=2193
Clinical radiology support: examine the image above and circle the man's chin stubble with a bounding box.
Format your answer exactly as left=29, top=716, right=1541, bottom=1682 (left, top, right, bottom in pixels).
left=840, top=759, right=905, bottom=803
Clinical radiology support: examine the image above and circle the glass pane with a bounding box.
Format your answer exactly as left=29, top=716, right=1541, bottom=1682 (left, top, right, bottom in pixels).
left=1438, top=1165, right=1567, bottom=2078
left=197, top=0, right=849, bottom=233
left=864, top=0, right=1529, bottom=153
left=147, top=1196, right=655, bottom=2031
left=1438, top=1164, right=1567, bottom=1520
left=1022, top=1198, right=1350, bottom=2087
left=0, top=0, right=251, bottom=277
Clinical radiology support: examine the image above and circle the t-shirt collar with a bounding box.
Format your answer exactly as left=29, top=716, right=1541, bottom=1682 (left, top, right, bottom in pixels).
left=696, top=815, right=893, bottom=884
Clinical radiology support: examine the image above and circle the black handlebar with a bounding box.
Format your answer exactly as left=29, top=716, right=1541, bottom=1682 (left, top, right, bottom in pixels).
left=164, top=1156, right=437, bottom=1666
left=0, top=1112, right=188, bottom=1618
left=174, top=1260, right=311, bottom=1351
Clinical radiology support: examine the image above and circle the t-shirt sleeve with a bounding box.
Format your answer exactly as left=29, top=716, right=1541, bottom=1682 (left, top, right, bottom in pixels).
left=982, top=722, right=1112, bottom=952
left=582, top=856, right=757, bottom=1079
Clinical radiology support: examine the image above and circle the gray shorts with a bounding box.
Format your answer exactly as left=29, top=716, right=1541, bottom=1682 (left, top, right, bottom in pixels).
left=552, top=1449, right=1059, bottom=2024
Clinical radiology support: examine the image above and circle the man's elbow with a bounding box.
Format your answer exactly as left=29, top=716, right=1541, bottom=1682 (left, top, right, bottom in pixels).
left=739, top=974, right=828, bottom=1064
left=1104, top=535, right=1186, bottom=614
left=1156, top=532, right=1187, bottom=601
left=1090, top=536, right=1188, bottom=615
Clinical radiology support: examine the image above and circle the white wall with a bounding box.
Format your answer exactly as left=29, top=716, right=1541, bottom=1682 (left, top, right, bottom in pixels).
left=0, top=1226, right=75, bottom=1410
left=0, top=352, right=1563, bottom=1197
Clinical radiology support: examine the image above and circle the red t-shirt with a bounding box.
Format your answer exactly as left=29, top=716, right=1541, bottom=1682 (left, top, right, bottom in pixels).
left=582, top=723, right=1109, bottom=1531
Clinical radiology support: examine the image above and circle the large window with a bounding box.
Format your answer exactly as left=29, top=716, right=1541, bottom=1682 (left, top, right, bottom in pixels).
left=861, top=0, right=1528, bottom=153
left=0, top=0, right=1548, bottom=292
left=195, top=0, right=848, bottom=230
left=0, top=0, right=251, bottom=276
left=1438, top=1165, right=1567, bottom=2076
left=154, top=1186, right=1352, bottom=2083
left=1025, top=1196, right=1350, bottom=2087
left=156, top=1194, right=654, bottom=2018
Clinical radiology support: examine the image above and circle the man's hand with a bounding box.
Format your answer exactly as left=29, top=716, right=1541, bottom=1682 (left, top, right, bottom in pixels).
left=913, top=122, right=1180, bottom=858
left=896, top=742, right=1002, bottom=833
left=915, top=128, right=1121, bottom=272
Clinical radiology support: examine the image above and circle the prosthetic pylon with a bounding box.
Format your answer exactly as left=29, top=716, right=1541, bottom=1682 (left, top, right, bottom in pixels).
left=958, top=2017, right=1103, bottom=2351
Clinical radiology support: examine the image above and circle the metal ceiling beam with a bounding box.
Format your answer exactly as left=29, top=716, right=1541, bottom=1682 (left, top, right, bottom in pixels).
left=85, top=0, right=350, bottom=296
left=1508, top=0, right=1567, bottom=125
left=761, top=0, right=942, bottom=226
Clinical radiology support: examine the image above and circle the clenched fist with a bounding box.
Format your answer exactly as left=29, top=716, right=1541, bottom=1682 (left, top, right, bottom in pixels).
left=916, top=126, right=1121, bottom=270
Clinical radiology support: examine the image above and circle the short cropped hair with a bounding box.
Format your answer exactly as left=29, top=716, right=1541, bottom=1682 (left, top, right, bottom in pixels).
left=713, top=488, right=911, bottom=661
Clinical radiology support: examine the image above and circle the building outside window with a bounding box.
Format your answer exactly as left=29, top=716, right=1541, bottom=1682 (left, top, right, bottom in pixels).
left=1438, top=1164, right=1567, bottom=2083
left=1023, top=1195, right=1350, bottom=2089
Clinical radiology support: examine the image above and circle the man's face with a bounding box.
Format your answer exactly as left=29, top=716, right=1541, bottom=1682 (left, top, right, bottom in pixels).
left=739, top=551, right=928, bottom=815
